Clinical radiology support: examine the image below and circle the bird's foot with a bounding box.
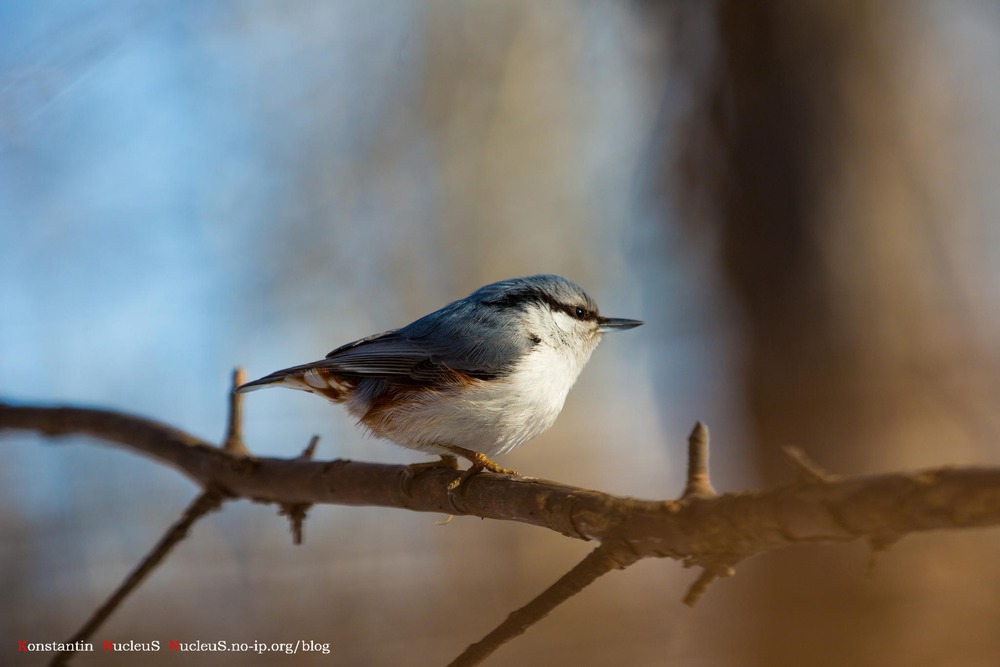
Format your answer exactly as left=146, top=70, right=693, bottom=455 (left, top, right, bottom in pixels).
left=438, top=446, right=518, bottom=490
left=400, top=455, right=460, bottom=495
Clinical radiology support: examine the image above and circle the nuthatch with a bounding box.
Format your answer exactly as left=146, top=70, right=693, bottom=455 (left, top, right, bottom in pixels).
left=238, top=274, right=642, bottom=483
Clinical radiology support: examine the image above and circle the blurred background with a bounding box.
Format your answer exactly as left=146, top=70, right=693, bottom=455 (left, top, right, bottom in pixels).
left=3, top=1, right=1000, bottom=665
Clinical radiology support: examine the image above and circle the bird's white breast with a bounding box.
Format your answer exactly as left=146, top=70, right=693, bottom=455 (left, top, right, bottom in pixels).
left=357, top=336, right=597, bottom=458
left=490, top=342, right=590, bottom=451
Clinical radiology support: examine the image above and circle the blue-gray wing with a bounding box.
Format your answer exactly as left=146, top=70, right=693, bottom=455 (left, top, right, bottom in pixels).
left=321, top=298, right=527, bottom=384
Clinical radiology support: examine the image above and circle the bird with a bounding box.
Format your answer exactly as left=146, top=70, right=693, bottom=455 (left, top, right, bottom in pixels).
left=237, top=274, right=642, bottom=486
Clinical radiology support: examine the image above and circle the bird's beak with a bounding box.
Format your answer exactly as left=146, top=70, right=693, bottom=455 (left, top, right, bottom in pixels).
left=597, top=317, right=643, bottom=332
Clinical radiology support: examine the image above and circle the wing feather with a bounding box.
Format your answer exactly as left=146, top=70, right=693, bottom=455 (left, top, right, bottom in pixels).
left=322, top=332, right=442, bottom=381
left=242, top=287, right=533, bottom=393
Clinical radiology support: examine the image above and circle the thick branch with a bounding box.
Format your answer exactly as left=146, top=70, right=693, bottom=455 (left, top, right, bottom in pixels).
left=4, top=402, right=1000, bottom=564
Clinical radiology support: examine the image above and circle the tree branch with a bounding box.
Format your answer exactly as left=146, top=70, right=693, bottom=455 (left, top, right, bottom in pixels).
left=221, top=367, right=249, bottom=457
left=449, top=541, right=640, bottom=667
left=5, top=397, right=1000, bottom=664
left=682, top=421, right=716, bottom=498
left=5, top=402, right=1000, bottom=553
left=50, top=490, right=225, bottom=666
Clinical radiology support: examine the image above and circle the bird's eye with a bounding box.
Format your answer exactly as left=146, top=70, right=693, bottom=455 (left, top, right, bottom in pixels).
left=574, top=306, right=586, bottom=319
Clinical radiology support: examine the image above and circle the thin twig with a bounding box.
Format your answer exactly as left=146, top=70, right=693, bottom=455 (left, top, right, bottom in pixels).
left=682, top=421, right=716, bottom=498
left=865, top=534, right=902, bottom=577
left=782, top=446, right=833, bottom=483
left=683, top=560, right=737, bottom=606
left=278, top=503, right=311, bottom=545
left=222, top=367, right=249, bottom=456
left=448, top=542, right=640, bottom=667
left=50, top=490, right=226, bottom=666
left=299, top=434, right=320, bottom=460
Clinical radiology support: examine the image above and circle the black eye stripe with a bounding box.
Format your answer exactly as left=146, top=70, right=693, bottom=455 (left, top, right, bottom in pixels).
left=566, top=304, right=596, bottom=320
left=482, top=288, right=597, bottom=321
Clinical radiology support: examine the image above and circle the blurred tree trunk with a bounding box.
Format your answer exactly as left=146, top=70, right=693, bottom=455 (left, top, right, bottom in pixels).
left=676, top=1, right=1000, bottom=665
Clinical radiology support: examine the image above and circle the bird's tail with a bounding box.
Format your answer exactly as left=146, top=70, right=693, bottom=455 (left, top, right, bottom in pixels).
left=236, top=362, right=351, bottom=402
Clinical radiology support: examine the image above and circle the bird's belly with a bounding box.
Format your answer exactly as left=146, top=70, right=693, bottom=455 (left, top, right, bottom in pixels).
left=355, top=346, right=584, bottom=458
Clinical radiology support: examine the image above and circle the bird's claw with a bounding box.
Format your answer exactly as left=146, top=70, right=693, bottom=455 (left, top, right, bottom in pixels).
left=444, top=449, right=518, bottom=490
